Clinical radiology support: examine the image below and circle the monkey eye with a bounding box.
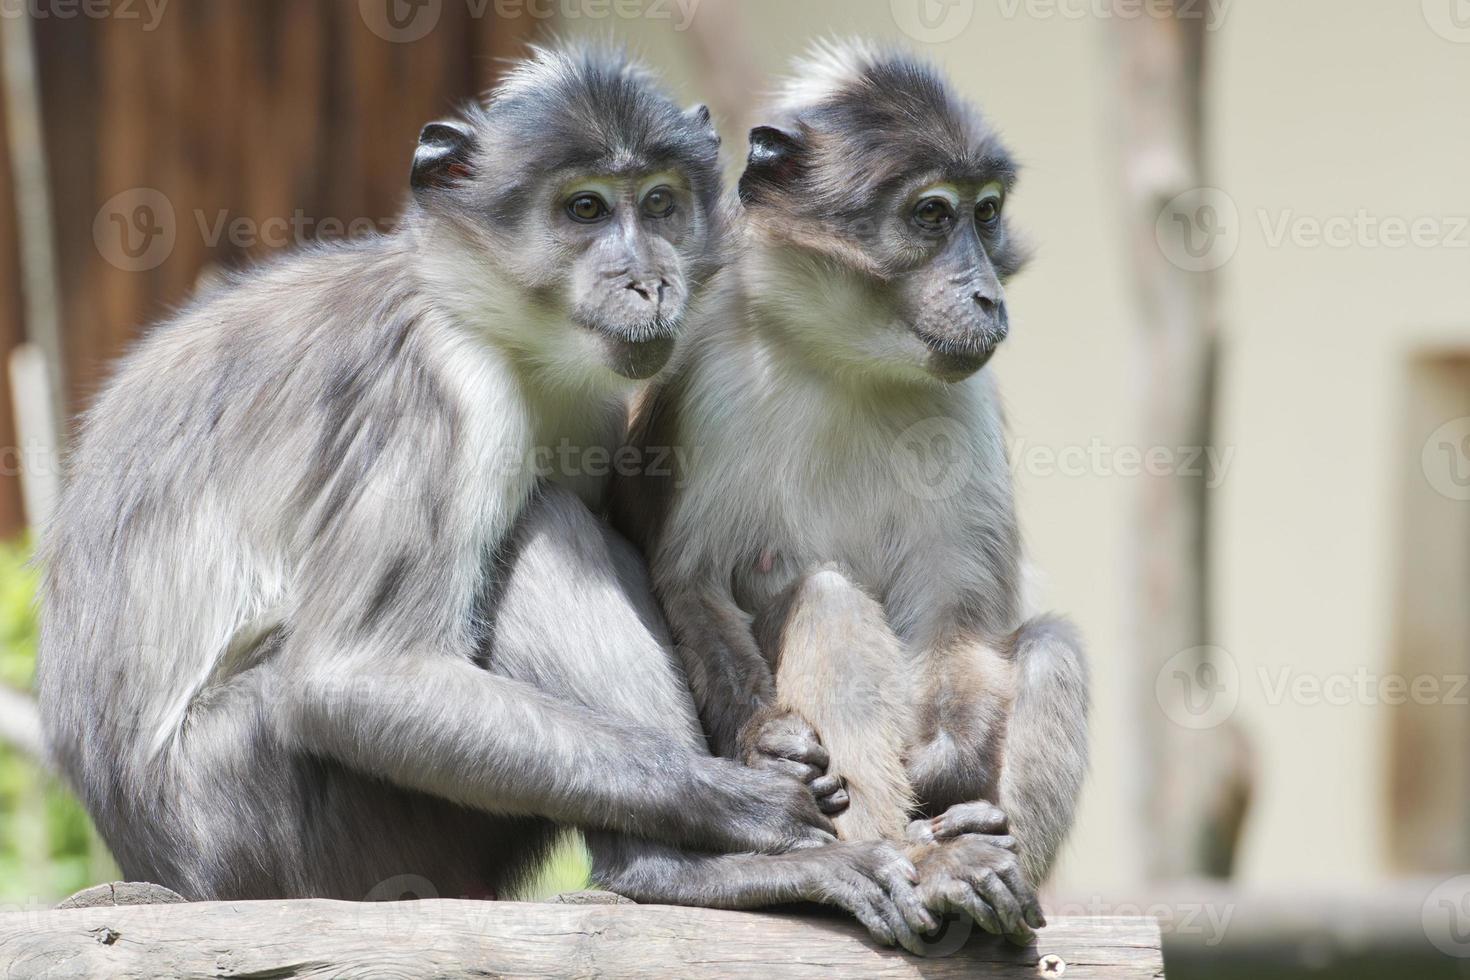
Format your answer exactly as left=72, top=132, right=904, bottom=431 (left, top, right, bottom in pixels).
left=913, top=196, right=955, bottom=232
left=976, top=196, right=1003, bottom=227
left=567, top=193, right=610, bottom=224
left=642, top=186, right=677, bottom=218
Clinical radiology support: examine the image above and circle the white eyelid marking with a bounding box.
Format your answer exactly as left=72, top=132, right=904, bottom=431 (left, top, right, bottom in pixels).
left=917, top=185, right=962, bottom=208
left=637, top=172, right=683, bottom=202
left=978, top=181, right=1005, bottom=203
left=563, top=179, right=618, bottom=205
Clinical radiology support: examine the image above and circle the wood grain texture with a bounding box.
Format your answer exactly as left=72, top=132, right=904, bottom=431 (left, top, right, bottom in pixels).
left=0, top=902, right=1162, bottom=979
left=0, top=3, right=541, bottom=531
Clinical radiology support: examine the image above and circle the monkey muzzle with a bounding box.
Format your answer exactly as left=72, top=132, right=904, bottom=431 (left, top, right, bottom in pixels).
left=912, top=300, right=1009, bottom=383
left=577, top=273, right=686, bottom=379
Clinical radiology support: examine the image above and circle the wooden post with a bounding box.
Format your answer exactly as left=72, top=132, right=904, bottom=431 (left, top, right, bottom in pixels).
left=1108, top=2, right=1253, bottom=881
left=0, top=899, right=1163, bottom=978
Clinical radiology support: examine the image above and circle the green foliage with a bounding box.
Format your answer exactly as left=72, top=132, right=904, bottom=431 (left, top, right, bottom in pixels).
left=517, top=833, right=593, bottom=900
left=0, top=538, right=117, bottom=904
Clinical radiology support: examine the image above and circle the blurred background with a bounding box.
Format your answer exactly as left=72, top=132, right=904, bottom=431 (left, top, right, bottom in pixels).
left=0, top=1, right=1466, bottom=976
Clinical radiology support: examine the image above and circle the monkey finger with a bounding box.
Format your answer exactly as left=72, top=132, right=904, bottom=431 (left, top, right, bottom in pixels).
left=971, top=870, right=1024, bottom=935
left=759, top=755, right=823, bottom=784
left=816, top=789, right=850, bottom=815
left=994, top=862, right=1045, bottom=929
left=879, top=864, right=939, bottom=935
left=809, top=771, right=845, bottom=794
left=845, top=895, right=897, bottom=948
left=1005, top=921, right=1038, bottom=947
left=760, top=732, right=829, bottom=770
left=869, top=890, right=924, bottom=956
left=934, top=801, right=1008, bottom=838
left=946, top=883, right=1002, bottom=936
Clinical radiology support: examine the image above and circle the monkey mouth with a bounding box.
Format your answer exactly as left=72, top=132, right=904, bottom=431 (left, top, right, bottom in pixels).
left=911, top=327, right=1003, bottom=383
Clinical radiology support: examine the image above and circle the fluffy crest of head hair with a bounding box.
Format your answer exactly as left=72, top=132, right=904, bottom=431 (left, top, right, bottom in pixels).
left=770, top=37, right=889, bottom=117
left=490, top=40, right=658, bottom=107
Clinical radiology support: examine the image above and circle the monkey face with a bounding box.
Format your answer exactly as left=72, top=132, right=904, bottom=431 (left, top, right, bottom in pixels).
left=406, top=45, right=726, bottom=389
left=738, top=43, right=1029, bottom=387
left=549, top=172, right=701, bottom=380
left=887, top=179, right=1015, bottom=383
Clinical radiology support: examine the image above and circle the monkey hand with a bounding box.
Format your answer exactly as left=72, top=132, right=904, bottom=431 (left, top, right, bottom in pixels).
left=794, top=840, right=938, bottom=954
left=705, top=759, right=838, bottom=854
left=911, top=833, right=1045, bottom=945
left=738, top=708, right=850, bottom=815
left=904, top=800, right=1009, bottom=844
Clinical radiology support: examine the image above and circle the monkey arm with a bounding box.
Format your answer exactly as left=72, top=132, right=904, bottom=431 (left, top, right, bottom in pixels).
left=659, top=585, right=779, bottom=760
left=276, top=648, right=827, bottom=855
left=271, top=425, right=832, bottom=856
left=588, top=831, right=936, bottom=955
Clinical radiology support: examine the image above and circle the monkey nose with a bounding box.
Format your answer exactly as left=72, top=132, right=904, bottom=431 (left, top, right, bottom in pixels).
left=972, top=291, right=1009, bottom=333
left=625, top=278, right=669, bottom=306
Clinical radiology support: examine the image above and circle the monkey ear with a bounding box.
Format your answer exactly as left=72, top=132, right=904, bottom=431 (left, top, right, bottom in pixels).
left=685, top=103, right=720, bottom=146
left=412, top=121, right=476, bottom=193
left=739, top=125, right=804, bottom=206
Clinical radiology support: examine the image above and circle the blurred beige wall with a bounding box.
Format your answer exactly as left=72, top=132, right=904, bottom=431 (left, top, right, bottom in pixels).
left=560, top=0, right=1470, bottom=894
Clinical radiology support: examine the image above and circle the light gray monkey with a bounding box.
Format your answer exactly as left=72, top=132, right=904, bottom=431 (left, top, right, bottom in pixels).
left=36, top=44, right=936, bottom=951
left=614, top=40, right=1089, bottom=943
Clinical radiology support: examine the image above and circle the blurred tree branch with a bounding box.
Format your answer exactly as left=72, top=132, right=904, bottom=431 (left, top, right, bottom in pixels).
left=1108, top=2, right=1253, bottom=879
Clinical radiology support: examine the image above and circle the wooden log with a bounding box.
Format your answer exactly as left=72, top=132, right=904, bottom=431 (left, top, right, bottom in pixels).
left=0, top=900, right=1162, bottom=978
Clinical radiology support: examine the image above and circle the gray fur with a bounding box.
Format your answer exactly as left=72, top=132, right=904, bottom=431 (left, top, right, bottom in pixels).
left=614, top=40, right=1089, bottom=935
left=36, top=45, right=935, bottom=931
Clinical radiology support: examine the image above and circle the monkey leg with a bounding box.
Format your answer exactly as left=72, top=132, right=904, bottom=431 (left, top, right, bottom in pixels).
left=752, top=564, right=919, bottom=843
left=993, top=615, right=1089, bottom=886
left=903, top=616, right=1086, bottom=886
left=488, top=489, right=934, bottom=949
